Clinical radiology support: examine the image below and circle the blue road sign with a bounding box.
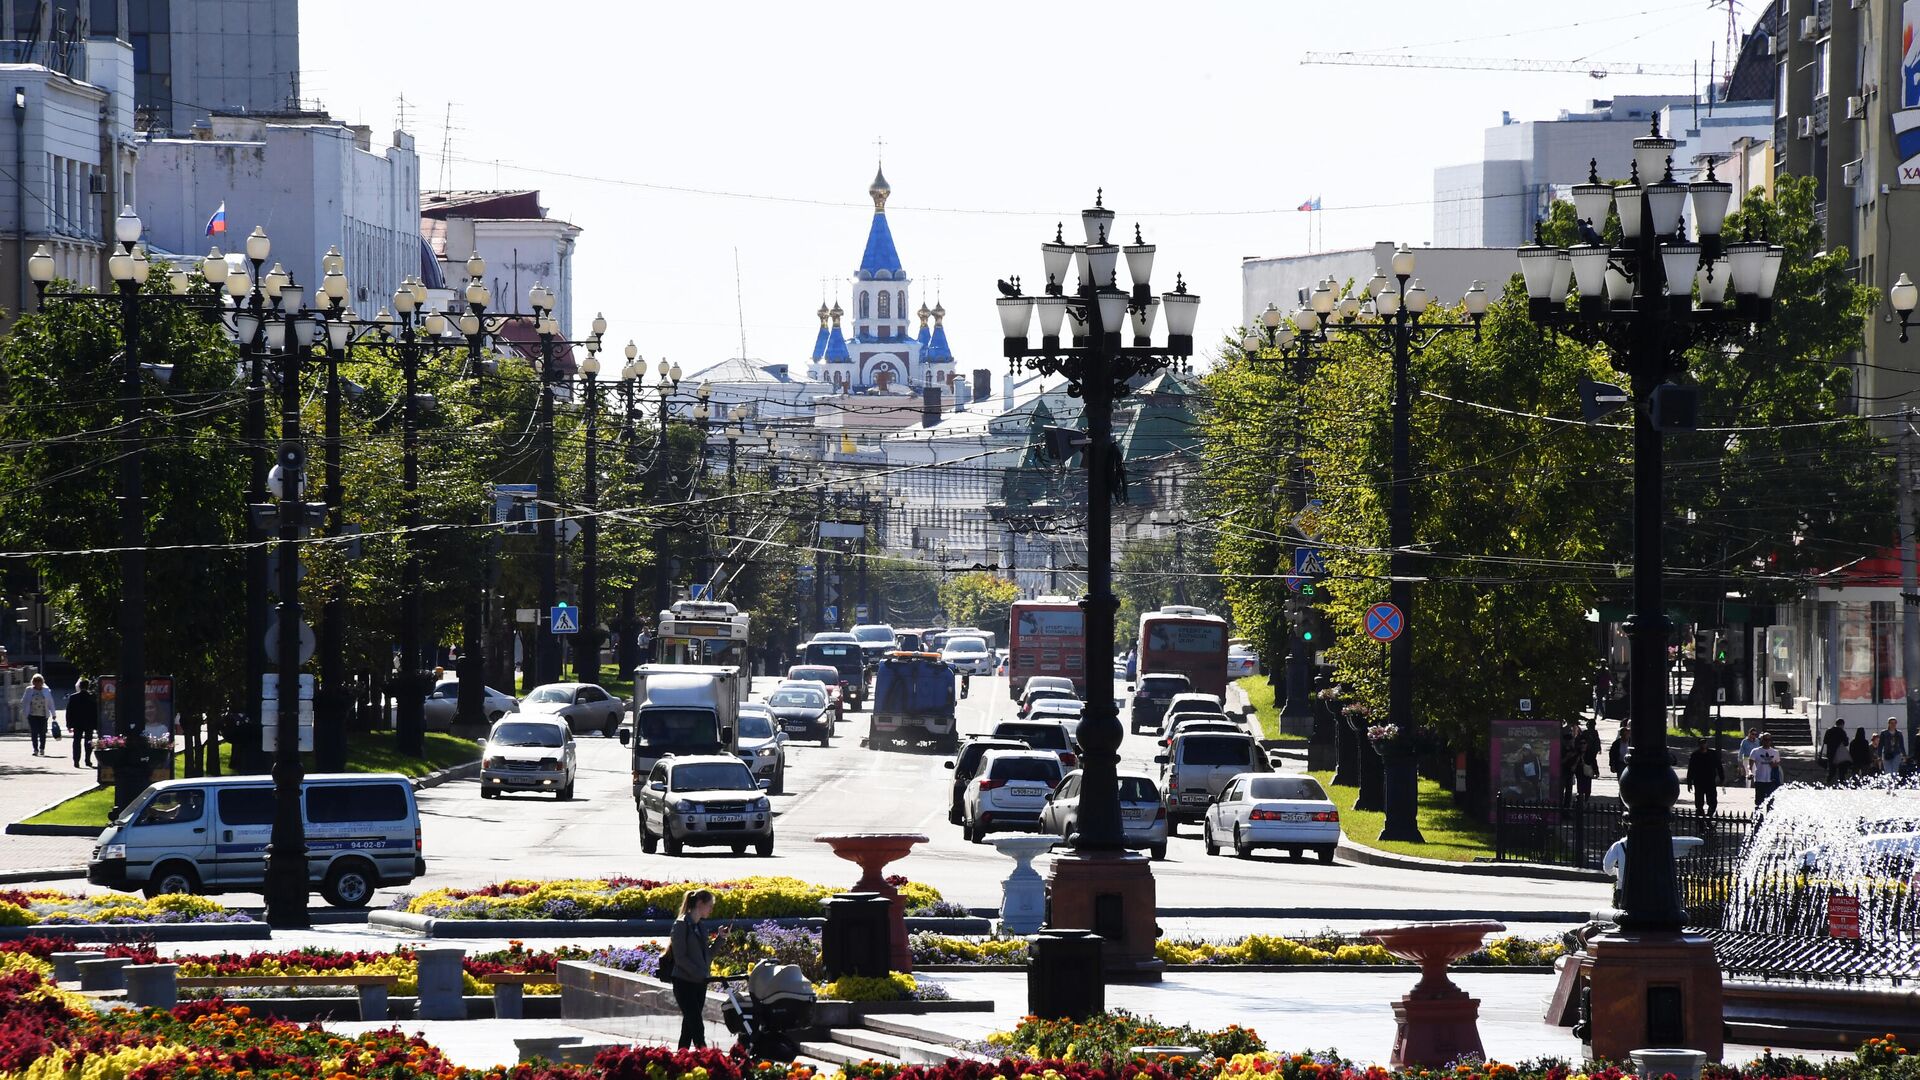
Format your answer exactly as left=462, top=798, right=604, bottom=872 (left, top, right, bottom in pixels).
left=690, top=584, right=711, bottom=601
left=1363, top=601, right=1404, bottom=643
left=550, top=605, right=579, bottom=634
left=1294, top=547, right=1327, bottom=577
left=824, top=605, right=839, bottom=624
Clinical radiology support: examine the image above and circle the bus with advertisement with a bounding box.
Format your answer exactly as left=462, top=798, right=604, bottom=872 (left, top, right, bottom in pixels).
left=1135, top=606, right=1230, bottom=699
left=1007, top=596, right=1086, bottom=696
left=655, top=600, right=751, bottom=670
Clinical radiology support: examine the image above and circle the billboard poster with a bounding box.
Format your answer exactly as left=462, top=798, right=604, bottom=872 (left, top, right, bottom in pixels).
left=1489, top=718, right=1559, bottom=806
left=97, top=676, right=176, bottom=739
left=1897, top=2, right=1920, bottom=182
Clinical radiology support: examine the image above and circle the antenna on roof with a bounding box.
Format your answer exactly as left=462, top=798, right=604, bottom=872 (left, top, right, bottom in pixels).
left=734, top=247, right=749, bottom=361
left=437, top=102, right=459, bottom=191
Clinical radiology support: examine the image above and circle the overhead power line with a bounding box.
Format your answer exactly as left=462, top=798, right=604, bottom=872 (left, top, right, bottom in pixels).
left=1299, top=51, right=1694, bottom=78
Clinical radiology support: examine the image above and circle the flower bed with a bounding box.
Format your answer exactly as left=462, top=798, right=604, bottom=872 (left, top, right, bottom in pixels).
left=987, top=1012, right=1268, bottom=1070
left=2, top=937, right=573, bottom=996
left=0, top=888, right=250, bottom=926
left=907, top=932, right=1563, bottom=969
left=402, top=875, right=942, bottom=921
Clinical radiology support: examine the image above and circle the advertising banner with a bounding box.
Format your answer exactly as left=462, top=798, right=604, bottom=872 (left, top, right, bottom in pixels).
left=1490, top=718, right=1560, bottom=806
left=1897, top=2, right=1920, bottom=182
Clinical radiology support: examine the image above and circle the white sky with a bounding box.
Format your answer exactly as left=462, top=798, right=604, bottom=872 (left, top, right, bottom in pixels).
left=301, top=0, right=1740, bottom=381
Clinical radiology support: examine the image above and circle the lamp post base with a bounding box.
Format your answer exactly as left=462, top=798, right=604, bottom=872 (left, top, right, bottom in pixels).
left=1582, top=928, right=1724, bottom=1063
left=1044, top=849, right=1162, bottom=983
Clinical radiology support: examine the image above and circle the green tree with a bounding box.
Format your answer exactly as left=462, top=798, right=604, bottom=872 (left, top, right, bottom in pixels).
left=1115, top=533, right=1224, bottom=636
left=0, top=280, right=248, bottom=727
left=937, top=571, right=1020, bottom=636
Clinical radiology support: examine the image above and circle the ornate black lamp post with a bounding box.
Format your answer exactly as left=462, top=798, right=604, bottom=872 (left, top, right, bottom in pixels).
left=1515, top=118, right=1779, bottom=1060
left=1283, top=254, right=1489, bottom=843
left=995, top=191, right=1199, bottom=981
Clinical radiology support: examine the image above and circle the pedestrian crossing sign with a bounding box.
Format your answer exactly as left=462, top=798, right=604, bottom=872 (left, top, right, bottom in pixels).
left=550, top=605, right=579, bottom=634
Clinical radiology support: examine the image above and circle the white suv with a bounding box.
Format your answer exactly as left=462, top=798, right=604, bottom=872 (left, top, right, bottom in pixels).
left=941, top=635, right=996, bottom=676
left=962, top=749, right=1064, bottom=844
left=481, top=718, right=577, bottom=799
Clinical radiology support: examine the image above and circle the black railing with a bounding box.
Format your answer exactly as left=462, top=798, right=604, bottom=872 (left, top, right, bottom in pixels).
left=1492, top=795, right=1753, bottom=929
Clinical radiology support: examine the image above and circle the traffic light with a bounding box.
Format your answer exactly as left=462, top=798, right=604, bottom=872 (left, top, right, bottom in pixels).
left=13, top=595, right=48, bottom=633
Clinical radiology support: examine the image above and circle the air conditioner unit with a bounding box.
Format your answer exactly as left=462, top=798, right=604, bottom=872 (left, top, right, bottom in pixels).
left=1843, top=159, right=1862, bottom=187
left=1798, top=115, right=1818, bottom=138
left=87, top=173, right=105, bottom=194
left=1800, top=15, right=1820, bottom=40
left=1848, top=95, right=1867, bottom=120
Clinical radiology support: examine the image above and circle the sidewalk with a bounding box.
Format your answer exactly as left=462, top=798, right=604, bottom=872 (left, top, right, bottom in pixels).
left=0, top=732, right=100, bottom=875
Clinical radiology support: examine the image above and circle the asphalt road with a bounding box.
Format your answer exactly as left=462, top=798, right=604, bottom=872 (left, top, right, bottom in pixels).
left=373, top=674, right=1608, bottom=917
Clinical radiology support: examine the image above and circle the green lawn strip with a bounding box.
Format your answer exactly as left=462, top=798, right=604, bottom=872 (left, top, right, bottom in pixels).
left=1237, top=675, right=1307, bottom=745
left=597, top=663, right=635, bottom=702
left=21, top=731, right=479, bottom=828
left=1309, top=767, right=1496, bottom=863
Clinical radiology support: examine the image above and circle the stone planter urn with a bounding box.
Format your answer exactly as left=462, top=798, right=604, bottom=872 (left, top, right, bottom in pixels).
left=991, top=835, right=1059, bottom=934
left=815, top=832, right=927, bottom=972
left=1364, top=919, right=1506, bottom=1068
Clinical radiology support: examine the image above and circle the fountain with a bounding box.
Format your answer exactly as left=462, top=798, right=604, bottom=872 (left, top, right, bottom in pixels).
left=1363, top=920, right=1505, bottom=1068
left=815, top=832, right=928, bottom=973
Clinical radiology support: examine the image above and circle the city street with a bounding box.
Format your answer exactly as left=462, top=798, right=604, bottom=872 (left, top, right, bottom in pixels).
left=379, top=675, right=1603, bottom=916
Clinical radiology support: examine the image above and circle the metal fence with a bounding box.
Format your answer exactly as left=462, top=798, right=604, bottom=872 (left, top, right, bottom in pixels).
left=1492, top=796, right=1753, bottom=929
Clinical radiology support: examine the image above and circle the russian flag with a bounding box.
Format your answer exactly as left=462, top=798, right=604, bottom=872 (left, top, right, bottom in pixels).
left=1296, top=196, right=1321, bottom=212
left=205, top=201, right=227, bottom=236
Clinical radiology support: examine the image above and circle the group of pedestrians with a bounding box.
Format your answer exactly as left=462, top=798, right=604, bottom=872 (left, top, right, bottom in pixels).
left=16, top=674, right=97, bottom=766
left=1816, top=716, right=1909, bottom=781
left=1558, top=717, right=1605, bottom=804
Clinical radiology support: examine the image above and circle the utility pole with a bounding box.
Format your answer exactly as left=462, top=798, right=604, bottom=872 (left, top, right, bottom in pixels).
left=1899, top=407, right=1920, bottom=762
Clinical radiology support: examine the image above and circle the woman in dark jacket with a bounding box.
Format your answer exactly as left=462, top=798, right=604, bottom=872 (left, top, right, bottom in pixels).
left=1849, top=727, right=1875, bottom=780
left=668, top=888, right=716, bottom=1049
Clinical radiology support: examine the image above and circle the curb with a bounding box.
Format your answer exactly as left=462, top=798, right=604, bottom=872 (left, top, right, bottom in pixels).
left=1335, top=838, right=1611, bottom=882
left=411, top=761, right=480, bottom=790
left=5, top=822, right=98, bottom=837
left=0, top=921, right=271, bottom=942
left=0, top=866, right=86, bottom=884
left=369, top=910, right=995, bottom=938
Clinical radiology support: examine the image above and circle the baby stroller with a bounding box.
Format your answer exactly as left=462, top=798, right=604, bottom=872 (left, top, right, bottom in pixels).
left=719, top=960, right=817, bottom=1061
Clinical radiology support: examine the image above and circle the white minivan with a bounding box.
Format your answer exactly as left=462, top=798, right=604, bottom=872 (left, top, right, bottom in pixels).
left=87, top=773, right=425, bottom=908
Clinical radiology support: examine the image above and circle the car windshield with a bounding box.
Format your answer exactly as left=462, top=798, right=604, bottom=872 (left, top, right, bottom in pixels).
left=1029, top=689, right=1076, bottom=704
left=1181, top=735, right=1255, bottom=766
left=1249, top=777, right=1327, bottom=800
left=995, top=724, right=1067, bottom=749
left=989, top=757, right=1062, bottom=783
left=1141, top=677, right=1190, bottom=695
left=1118, top=777, right=1160, bottom=801
left=946, top=637, right=987, bottom=654
left=637, top=708, right=719, bottom=747
left=789, top=668, right=838, bottom=683
left=670, top=762, right=757, bottom=791
left=738, top=714, right=774, bottom=740
left=489, top=722, right=565, bottom=747
left=770, top=688, right=825, bottom=708
left=854, top=626, right=895, bottom=642
left=808, top=644, right=858, bottom=660
left=432, top=683, right=460, bottom=697
left=525, top=686, right=573, bottom=704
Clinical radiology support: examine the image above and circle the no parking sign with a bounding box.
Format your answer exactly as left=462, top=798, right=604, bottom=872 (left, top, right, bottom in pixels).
left=1364, top=602, right=1404, bottom=642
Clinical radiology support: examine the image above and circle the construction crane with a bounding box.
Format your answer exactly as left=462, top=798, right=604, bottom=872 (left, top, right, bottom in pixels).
left=1301, top=52, right=1694, bottom=79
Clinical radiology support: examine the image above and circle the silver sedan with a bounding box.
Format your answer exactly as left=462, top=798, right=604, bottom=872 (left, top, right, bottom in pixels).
left=517, top=682, right=628, bottom=737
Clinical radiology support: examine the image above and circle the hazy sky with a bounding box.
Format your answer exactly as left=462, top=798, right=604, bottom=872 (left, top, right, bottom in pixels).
left=302, top=0, right=1739, bottom=382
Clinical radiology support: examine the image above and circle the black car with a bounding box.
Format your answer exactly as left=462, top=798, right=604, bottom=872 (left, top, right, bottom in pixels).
left=1130, top=672, right=1194, bottom=735
left=942, top=737, right=1026, bottom=825
left=767, top=683, right=834, bottom=746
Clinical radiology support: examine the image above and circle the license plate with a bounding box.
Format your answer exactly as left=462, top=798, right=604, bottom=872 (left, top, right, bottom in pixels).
left=1280, top=812, right=1311, bottom=822
left=1180, top=793, right=1206, bottom=804
left=705, top=814, right=745, bottom=824
left=1123, top=808, right=1146, bottom=820
left=783, top=722, right=808, bottom=732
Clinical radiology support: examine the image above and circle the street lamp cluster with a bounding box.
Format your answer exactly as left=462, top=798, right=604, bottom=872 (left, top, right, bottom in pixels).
left=992, top=191, right=1197, bottom=981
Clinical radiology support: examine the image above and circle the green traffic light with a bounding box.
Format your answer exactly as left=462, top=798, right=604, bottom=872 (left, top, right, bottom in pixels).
left=1302, top=631, right=1314, bottom=641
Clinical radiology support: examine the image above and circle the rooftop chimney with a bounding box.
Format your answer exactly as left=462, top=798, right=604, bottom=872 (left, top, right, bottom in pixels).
left=922, top=386, right=941, bottom=428
left=972, top=368, right=992, bottom=403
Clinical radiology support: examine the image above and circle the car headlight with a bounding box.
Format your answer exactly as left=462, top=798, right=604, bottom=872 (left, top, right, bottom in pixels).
left=756, top=747, right=777, bottom=757
left=100, top=843, right=126, bottom=860
left=539, top=759, right=562, bottom=771
left=483, top=757, right=501, bottom=769
left=752, top=797, right=771, bottom=812
left=673, top=799, right=697, bottom=813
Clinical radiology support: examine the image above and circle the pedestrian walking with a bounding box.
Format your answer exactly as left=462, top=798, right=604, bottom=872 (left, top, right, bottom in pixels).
left=1685, top=738, right=1724, bottom=816
left=66, top=678, right=98, bottom=768
left=1608, top=728, right=1628, bottom=775
left=1574, top=718, right=1602, bottom=801
left=1738, top=728, right=1761, bottom=787
left=1849, top=727, right=1875, bottom=780
left=666, top=888, right=716, bottom=1049
left=20, top=674, right=54, bottom=756
left=1592, top=665, right=1613, bottom=720
left=1748, top=733, right=1783, bottom=808
left=1821, top=717, right=1848, bottom=784
left=1559, top=721, right=1579, bottom=806
left=1874, top=717, right=1908, bottom=776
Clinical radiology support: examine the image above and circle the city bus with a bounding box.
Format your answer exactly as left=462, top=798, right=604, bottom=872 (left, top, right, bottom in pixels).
left=1135, top=605, right=1229, bottom=699
left=655, top=600, right=751, bottom=669
left=1007, top=596, right=1086, bottom=696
